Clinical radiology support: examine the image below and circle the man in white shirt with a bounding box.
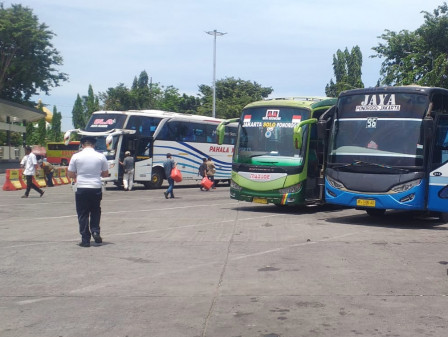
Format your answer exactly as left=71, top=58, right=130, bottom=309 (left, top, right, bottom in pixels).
left=68, top=136, right=109, bottom=247
left=20, top=146, right=44, bottom=198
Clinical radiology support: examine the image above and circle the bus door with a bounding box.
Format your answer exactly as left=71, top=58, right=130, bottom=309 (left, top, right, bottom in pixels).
left=133, top=137, right=153, bottom=181
left=427, top=115, right=448, bottom=213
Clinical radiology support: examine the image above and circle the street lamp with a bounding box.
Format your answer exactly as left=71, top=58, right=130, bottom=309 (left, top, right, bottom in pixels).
left=206, top=29, right=226, bottom=118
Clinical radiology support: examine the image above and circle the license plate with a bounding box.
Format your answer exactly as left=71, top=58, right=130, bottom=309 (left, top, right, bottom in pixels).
left=253, top=197, right=268, bottom=204
left=356, top=199, right=376, bottom=207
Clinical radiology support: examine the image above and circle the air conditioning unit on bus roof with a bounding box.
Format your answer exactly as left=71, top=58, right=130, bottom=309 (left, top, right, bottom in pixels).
left=266, top=96, right=326, bottom=102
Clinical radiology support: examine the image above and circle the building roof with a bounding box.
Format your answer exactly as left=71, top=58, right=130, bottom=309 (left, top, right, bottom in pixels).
left=0, top=98, right=46, bottom=123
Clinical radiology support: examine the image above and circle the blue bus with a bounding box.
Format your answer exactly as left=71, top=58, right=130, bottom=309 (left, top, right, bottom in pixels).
left=323, top=86, right=448, bottom=221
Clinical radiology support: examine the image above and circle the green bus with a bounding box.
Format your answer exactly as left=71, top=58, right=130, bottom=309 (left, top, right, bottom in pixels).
left=217, top=97, right=336, bottom=206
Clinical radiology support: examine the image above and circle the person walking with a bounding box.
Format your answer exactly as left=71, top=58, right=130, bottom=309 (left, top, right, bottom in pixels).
left=67, top=136, right=109, bottom=247
left=163, top=153, right=176, bottom=199
left=206, top=156, right=217, bottom=189
left=119, top=151, right=134, bottom=191
left=40, top=158, right=55, bottom=187
left=198, top=158, right=207, bottom=191
left=20, top=146, right=45, bottom=198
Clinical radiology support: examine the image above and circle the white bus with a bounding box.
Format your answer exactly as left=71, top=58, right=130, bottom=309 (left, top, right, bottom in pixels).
left=64, top=110, right=237, bottom=188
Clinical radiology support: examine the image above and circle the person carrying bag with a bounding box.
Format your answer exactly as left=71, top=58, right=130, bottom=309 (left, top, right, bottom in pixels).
left=163, top=153, right=177, bottom=199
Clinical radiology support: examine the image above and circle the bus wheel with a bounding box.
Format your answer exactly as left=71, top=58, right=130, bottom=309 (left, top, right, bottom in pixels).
left=366, top=209, right=386, bottom=217
left=439, top=212, right=448, bottom=223
left=149, top=169, right=164, bottom=189
left=61, top=159, right=68, bottom=166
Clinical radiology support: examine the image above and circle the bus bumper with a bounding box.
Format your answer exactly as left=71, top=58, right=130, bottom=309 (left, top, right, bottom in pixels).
left=325, top=181, right=426, bottom=210
left=230, top=187, right=304, bottom=206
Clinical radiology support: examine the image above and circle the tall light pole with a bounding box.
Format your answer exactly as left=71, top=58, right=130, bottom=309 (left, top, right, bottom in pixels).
left=206, top=29, right=226, bottom=118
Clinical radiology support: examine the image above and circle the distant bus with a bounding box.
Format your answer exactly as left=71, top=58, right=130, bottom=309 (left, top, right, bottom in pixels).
left=46, top=141, right=80, bottom=166
left=63, top=110, right=237, bottom=188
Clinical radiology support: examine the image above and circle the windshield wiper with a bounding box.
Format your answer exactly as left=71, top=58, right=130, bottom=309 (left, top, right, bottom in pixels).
left=249, top=152, right=276, bottom=158
left=332, top=160, right=410, bottom=173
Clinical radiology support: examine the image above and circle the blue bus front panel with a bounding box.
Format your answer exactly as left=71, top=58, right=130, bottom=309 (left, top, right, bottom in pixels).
left=325, top=178, right=427, bottom=211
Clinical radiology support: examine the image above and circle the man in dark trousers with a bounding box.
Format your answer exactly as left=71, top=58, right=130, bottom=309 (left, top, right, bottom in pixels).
left=67, top=136, right=109, bottom=247
left=20, top=146, right=44, bottom=198
left=163, top=153, right=176, bottom=199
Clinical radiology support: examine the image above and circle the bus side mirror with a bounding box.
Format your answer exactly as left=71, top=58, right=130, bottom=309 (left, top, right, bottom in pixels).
left=317, top=105, right=336, bottom=140
left=293, top=118, right=317, bottom=149
left=317, top=120, right=327, bottom=141
left=294, top=127, right=303, bottom=149
left=423, top=117, right=434, bottom=140
left=63, top=131, right=72, bottom=145
left=216, top=118, right=239, bottom=145
left=106, top=135, right=113, bottom=150
left=216, top=123, right=225, bottom=145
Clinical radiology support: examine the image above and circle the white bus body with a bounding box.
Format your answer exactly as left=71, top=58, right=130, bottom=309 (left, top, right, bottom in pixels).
left=64, top=110, right=237, bottom=188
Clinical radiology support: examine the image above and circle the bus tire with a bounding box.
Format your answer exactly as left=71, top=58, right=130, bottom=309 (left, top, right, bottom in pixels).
left=149, top=169, right=164, bottom=189
left=439, top=212, right=448, bottom=223
left=61, top=159, right=68, bottom=166
left=366, top=209, right=386, bottom=217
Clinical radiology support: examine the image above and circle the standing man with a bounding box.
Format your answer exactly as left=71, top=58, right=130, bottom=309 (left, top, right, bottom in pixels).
left=163, top=153, right=176, bottom=199
left=67, top=136, right=109, bottom=247
left=119, top=151, right=134, bottom=191
left=20, top=146, right=45, bottom=198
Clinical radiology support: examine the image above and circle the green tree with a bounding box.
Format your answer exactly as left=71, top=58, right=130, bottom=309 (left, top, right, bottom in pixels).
left=372, top=3, right=448, bottom=87
left=36, top=117, right=46, bottom=145
left=72, top=94, right=85, bottom=129
left=25, top=121, right=36, bottom=145
left=84, top=84, right=99, bottom=120
left=198, top=77, right=273, bottom=118
left=178, top=94, right=201, bottom=114
left=33, top=102, right=47, bottom=145
left=71, top=85, right=100, bottom=129
left=131, top=70, right=151, bottom=109
left=325, top=46, right=364, bottom=97
left=49, top=106, right=62, bottom=141
left=100, top=71, right=196, bottom=112
left=0, top=3, right=68, bottom=102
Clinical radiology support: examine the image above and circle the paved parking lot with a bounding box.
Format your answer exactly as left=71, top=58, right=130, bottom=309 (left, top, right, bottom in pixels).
left=1, top=177, right=448, bottom=337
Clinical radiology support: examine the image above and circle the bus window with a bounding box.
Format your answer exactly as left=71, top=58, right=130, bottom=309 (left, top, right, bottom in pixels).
left=206, top=124, right=217, bottom=143
left=434, top=116, right=448, bottom=165
left=223, top=126, right=237, bottom=145
left=191, top=122, right=206, bottom=142
left=127, top=116, right=161, bottom=136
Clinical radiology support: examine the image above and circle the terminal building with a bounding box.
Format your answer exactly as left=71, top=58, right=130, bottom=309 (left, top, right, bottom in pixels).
left=0, top=99, right=46, bottom=172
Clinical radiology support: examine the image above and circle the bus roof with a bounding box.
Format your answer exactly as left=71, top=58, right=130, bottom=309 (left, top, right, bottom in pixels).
left=47, top=141, right=80, bottom=144
left=90, top=109, right=225, bottom=123
left=243, top=97, right=336, bottom=110
left=339, top=85, right=448, bottom=97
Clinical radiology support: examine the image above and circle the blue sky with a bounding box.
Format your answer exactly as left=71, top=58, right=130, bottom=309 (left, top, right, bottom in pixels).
left=6, top=0, right=446, bottom=130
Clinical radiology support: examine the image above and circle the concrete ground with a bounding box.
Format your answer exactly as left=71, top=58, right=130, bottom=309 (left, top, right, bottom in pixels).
left=1, top=176, right=448, bottom=337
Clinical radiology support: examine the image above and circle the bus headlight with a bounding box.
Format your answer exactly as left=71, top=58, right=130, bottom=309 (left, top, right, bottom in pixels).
left=389, top=179, right=421, bottom=193
left=230, top=180, right=242, bottom=191
left=327, top=176, right=345, bottom=190
left=279, top=183, right=302, bottom=194
left=109, top=163, right=115, bottom=169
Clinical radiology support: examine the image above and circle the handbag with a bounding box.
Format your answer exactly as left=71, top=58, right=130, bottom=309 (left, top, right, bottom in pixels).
left=170, top=167, right=183, bottom=182
left=201, top=176, right=213, bottom=190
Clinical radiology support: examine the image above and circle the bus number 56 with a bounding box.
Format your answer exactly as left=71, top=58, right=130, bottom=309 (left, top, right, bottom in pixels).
left=366, top=117, right=377, bottom=128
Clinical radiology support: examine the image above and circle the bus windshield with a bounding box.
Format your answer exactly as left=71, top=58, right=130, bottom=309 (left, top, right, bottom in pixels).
left=85, top=113, right=127, bottom=131
left=328, top=92, right=428, bottom=168
left=235, top=107, right=310, bottom=165
left=94, top=136, right=118, bottom=160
